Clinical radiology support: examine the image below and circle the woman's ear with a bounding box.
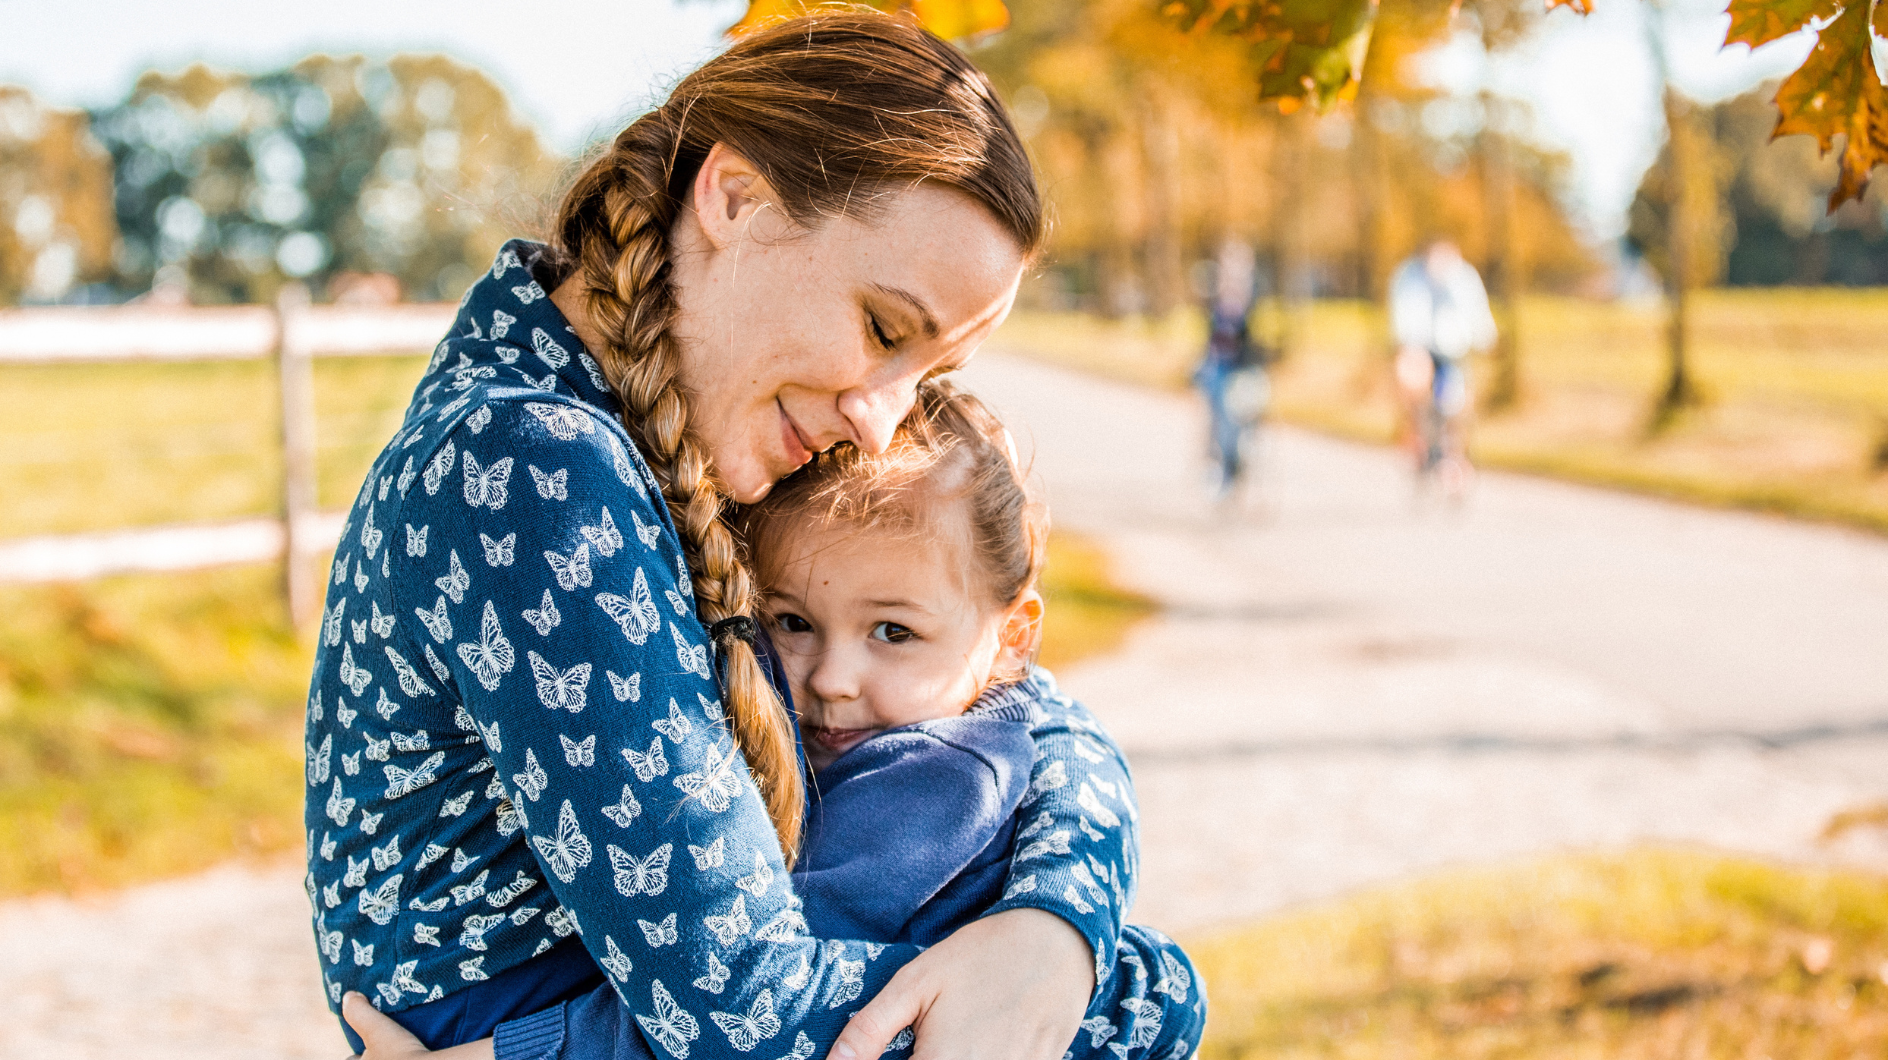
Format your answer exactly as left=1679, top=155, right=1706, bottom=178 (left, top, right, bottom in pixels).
left=687, top=142, right=777, bottom=251
left=994, top=589, right=1044, bottom=675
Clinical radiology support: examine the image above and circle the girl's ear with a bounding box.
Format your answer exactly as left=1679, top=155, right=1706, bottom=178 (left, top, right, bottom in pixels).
left=994, top=589, right=1044, bottom=676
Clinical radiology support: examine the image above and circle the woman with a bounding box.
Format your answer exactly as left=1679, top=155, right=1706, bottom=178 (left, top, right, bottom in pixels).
left=306, top=14, right=1133, bottom=1060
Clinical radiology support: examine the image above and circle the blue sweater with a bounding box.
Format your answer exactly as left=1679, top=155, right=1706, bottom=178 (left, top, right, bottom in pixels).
left=304, top=241, right=1162, bottom=1058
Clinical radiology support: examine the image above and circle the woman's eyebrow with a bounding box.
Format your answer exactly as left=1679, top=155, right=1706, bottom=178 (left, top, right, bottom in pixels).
left=870, top=283, right=940, bottom=339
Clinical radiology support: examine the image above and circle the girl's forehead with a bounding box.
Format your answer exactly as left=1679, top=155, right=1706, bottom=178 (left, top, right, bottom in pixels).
left=759, top=511, right=981, bottom=606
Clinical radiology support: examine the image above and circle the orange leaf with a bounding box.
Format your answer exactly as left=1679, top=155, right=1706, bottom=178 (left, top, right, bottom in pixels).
left=727, top=0, right=1007, bottom=39
left=1770, top=0, right=1888, bottom=207
left=1724, top=0, right=1840, bottom=50
left=1545, top=0, right=1594, bottom=15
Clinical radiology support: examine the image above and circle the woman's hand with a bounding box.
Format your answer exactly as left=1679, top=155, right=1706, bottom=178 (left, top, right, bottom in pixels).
left=830, top=908, right=1093, bottom=1060
left=341, top=992, right=493, bottom=1060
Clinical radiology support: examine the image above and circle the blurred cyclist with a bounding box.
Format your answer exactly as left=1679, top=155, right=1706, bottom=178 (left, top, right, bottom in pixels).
left=1389, top=239, right=1496, bottom=500
left=1192, top=239, right=1272, bottom=504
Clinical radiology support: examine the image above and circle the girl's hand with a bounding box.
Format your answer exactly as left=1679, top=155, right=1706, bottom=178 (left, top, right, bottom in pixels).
left=341, top=992, right=494, bottom=1060
left=830, top=908, right=1093, bottom=1060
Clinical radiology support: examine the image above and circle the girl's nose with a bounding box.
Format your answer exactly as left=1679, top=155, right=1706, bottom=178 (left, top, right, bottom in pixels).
left=806, top=648, right=862, bottom=705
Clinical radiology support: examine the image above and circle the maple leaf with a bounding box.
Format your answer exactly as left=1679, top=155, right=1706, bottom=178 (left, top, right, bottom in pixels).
left=1162, top=0, right=1378, bottom=109
left=728, top=0, right=1007, bottom=39
left=1724, top=0, right=1839, bottom=49
left=1763, top=0, right=1888, bottom=208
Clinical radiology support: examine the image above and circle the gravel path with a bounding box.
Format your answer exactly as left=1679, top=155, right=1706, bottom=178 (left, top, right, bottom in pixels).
left=5, top=352, right=1887, bottom=1057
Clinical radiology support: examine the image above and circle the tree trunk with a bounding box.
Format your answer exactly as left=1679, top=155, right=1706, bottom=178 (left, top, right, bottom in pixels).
left=1655, top=85, right=1700, bottom=422
left=1270, top=109, right=1311, bottom=362
left=1349, top=93, right=1390, bottom=304
left=1478, top=93, right=1522, bottom=412
left=1141, top=85, right=1185, bottom=317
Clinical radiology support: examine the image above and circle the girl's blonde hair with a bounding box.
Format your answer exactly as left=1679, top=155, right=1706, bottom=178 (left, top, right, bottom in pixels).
left=546, top=13, right=1043, bottom=864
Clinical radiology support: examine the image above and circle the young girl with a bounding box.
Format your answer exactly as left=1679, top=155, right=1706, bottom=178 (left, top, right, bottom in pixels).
left=347, top=383, right=1205, bottom=1060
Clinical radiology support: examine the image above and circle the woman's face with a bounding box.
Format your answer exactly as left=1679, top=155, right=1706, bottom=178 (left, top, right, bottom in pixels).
left=666, top=146, right=1027, bottom=503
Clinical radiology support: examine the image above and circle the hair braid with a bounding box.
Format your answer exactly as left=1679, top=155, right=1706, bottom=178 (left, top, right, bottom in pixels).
left=567, top=124, right=805, bottom=863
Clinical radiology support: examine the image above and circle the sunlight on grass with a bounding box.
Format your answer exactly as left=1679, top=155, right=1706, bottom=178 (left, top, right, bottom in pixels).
left=1193, top=849, right=1888, bottom=1059
left=1038, top=531, right=1159, bottom=672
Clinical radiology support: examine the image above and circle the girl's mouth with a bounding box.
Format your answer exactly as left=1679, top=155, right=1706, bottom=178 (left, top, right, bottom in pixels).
left=802, top=725, right=874, bottom=758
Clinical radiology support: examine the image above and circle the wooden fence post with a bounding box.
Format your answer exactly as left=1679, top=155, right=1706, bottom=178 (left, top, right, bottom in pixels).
left=276, top=283, right=319, bottom=628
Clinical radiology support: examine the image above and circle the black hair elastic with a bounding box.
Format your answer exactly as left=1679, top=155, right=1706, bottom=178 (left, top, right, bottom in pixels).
left=709, top=615, right=759, bottom=648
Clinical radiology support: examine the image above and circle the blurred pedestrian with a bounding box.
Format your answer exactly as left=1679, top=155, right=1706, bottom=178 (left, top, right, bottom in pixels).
left=1192, top=239, right=1271, bottom=502
left=1389, top=239, right=1496, bottom=499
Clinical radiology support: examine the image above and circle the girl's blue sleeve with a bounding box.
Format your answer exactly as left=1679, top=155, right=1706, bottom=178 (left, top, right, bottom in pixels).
left=395, top=395, right=917, bottom=1058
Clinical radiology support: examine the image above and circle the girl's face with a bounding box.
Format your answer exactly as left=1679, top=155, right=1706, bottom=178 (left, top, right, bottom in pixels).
left=760, top=517, right=1041, bottom=773
left=670, top=145, right=1026, bottom=504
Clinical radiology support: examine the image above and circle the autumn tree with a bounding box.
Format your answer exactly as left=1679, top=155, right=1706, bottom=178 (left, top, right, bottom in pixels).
left=0, top=88, right=116, bottom=305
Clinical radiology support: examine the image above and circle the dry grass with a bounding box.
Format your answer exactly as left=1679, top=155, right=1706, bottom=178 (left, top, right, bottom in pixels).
left=1192, top=849, right=1888, bottom=1059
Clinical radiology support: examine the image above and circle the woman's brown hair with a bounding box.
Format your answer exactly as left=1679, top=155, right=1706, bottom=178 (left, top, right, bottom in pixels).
left=547, top=10, right=1043, bottom=863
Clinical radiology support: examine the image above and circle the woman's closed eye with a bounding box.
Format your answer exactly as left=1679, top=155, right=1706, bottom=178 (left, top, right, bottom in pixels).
left=866, top=311, right=896, bottom=351
left=870, top=621, right=915, bottom=644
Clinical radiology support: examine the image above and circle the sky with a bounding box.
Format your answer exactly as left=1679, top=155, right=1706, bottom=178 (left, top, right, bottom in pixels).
left=1, top=0, right=1824, bottom=243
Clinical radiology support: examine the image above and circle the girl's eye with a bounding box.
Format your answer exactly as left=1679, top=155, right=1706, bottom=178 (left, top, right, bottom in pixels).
left=870, top=621, right=914, bottom=644
left=867, top=314, right=894, bottom=350
left=776, top=613, right=813, bottom=633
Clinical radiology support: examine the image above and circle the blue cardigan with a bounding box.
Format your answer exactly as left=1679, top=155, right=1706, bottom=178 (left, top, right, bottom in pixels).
left=304, top=242, right=1156, bottom=1058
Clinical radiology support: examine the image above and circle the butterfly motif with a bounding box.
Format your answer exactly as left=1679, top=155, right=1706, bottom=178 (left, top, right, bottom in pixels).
left=325, top=778, right=355, bottom=826
left=1120, top=998, right=1163, bottom=1049
left=512, top=281, right=546, bottom=304
left=459, top=912, right=507, bottom=952
left=491, top=309, right=515, bottom=337
left=480, top=532, right=516, bottom=567
left=622, top=737, right=668, bottom=782
left=609, top=841, right=672, bottom=897
left=781, top=959, right=810, bottom=991
left=494, top=345, right=521, bottom=364
left=561, top=733, right=596, bottom=767
left=529, top=331, right=571, bottom=370
left=689, top=836, right=725, bottom=870
left=385, top=647, right=436, bottom=698
left=360, top=504, right=384, bottom=559
left=638, top=912, right=679, bottom=947
left=710, top=989, right=781, bottom=1052
left=775, top=1032, right=815, bottom=1060
left=672, top=623, right=710, bottom=679
left=666, top=588, right=689, bottom=616
left=1062, top=885, right=1094, bottom=915
left=703, top=893, right=751, bottom=946
left=1017, top=830, right=1072, bottom=863
left=1078, top=782, right=1121, bottom=829
left=477, top=718, right=503, bottom=753
left=307, top=734, right=332, bottom=787
left=370, top=835, right=403, bottom=872
left=577, top=350, right=610, bottom=392
left=320, top=832, right=337, bottom=860
left=451, top=869, right=490, bottom=906
left=435, top=550, right=470, bottom=604
left=530, top=464, right=569, bottom=501
left=1078, top=1017, right=1116, bottom=1048
left=674, top=742, right=742, bottom=813
left=353, top=939, right=376, bottom=967
left=465, top=404, right=493, bottom=434
left=462, top=452, right=514, bottom=510
left=423, top=441, right=456, bottom=496
left=532, top=800, right=594, bottom=883
left=630, top=508, right=661, bottom=550
left=333, top=553, right=350, bottom=587
left=698, top=693, right=723, bottom=721
left=597, top=568, right=659, bottom=644
left=512, top=747, right=548, bottom=802
left=827, top=960, right=865, bottom=1008
left=337, top=643, right=372, bottom=696
left=753, top=909, right=807, bottom=942
left=520, top=370, right=557, bottom=392
left=390, top=729, right=429, bottom=753
left=322, top=598, right=347, bottom=647
left=336, top=701, right=358, bottom=730
left=318, top=920, right=344, bottom=964
left=693, top=952, right=731, bottom=995
left=457, top=601, right=515, bottom=691
left=413, top=596, right=453, bottom=644
left=359, top=810, right=385, bottom=835
left=351, top=619, right=368, bottom=644
left=341, top=750, right=361, bottom=775
left=492, top=249, right=520, bottom=279
left=636, top=980, right=700, bottom=1059
left=580, top=507, right=623, bottom=557
left=413, top=923, right=440, bottom=947
left=425, top=645, right=453, bottom=683
left=601, top=784, right=642, bottom=827
left=601, top=935, right=633, bottom=982
left=416, top=843, right=448, bottom=870
left=544, top=543, right=593, bottom=591
left=344, top=854, right=370, bottom=888
left=522, top=589, right=561, bottom=636
left=450, top=847, right=477, bottom=873
left=735, top=850, right=774, bottom=897
left=385, top=751, right=446, bottom=800
left=460, top=956, right=489, bottom=981
left=354, top=563, right=372, bottom=593
left=609, top=435, right=647, bottom=498
left=608, top=670, right=642, bottom=702
left=370, top=602, right=396, bottom=638
left=653, top=698, right=693, bottom=744
left=371, top=689, right=398, bottom=725
left=398, top=459, right=419, bottom=498
left=1153, top=951, right=1192, bottom=1003
left=528, top=651, right=591, bottom=713
left=358, top=874, right=402, bottom=926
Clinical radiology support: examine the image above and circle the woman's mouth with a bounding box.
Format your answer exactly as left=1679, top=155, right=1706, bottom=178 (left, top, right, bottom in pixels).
left=778, top=401, right=813, bottom=469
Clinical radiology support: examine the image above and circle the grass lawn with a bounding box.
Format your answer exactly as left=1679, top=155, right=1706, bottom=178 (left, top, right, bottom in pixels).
left=997, top=291, right=1888, bottom=534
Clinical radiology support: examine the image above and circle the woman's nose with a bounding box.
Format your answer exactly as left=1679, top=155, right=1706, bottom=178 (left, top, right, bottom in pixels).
left=836, top=382, right=915, bottom=456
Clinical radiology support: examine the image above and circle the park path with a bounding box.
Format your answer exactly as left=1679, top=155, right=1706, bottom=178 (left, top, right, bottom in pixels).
left=5, top=352, right=1888, bottom=1058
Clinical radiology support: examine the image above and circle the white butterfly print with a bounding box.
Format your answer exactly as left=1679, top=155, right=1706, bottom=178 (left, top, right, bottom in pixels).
left=1078, top=1017, right=1116, bottom=1048
left=703, top=893, right=751, bottom=946
left=653, top=698, right=693, bottom=743
left=601, top=785, right=642, bottom=828
left=322, top=598, right=347, bottom=647
left=492, top=249, right=520, bottom=279
left=462, top=452, right=514, bottom=510
left=828, top=959, right=865, bottom=1008
left=435, top=549, right=470, bottom=604
left=457, top=600, right=515, bottom=691
left=601, top=935, right=633, bottom=982
left=307, top=689, right=323, bottom=724
left=608, top=670, right=642, bottom=702
left=466, top=404, right=493, bottom=433
left=1017, top=829, right=1072, bottom=862
left=423, top=441, right=456, bottom=496
left=577, top=350, right=610, bottom=392
left=1003, top=874, right=1037, bottom=900
left=774, top=1032, right=814, bottom=1060
left=491, top=309, right=515, bottom=337
left=358, top=874, right=402, bottom=926
left=307, top=734, right=332, bottom=786
left=630, top=508, right=661, bottom=550
left=638, top=912, right=679, bottom=947
left=332, top=552, right=350, bottom=587
left=450, top=847, right=477, bottom=873
left=529, top=464, right=569, bottom=501
left=495, top=798, right=525, bottom=835
left=356, top=555, right=372, bottom=590
left=1027, top=759, right=1068, bottom=801
left=698, top=693, right=723, bottom=721
left=637, top=980, right=701, bottom=1059
left=580, top=507, right=623, bottom=557
left=337, top=643, right=372, bottom=696
left=512, top=747, right=548, bottom=801
left=352, top=619, right=368, bottom=644
left=390, top=729, right=429, bottom=753
left=710, top=989, right=781, bottom=1052
left=410, top=895, right=450, bottom=916
left=1120, top=998, right=1162, bottom=1049
left=359, top=504, right=384, bottom=559
left=398, top=459, right=419, bottom=498
left=372, top=687, right=398, bottom=721
left=532, top=800, right=594, bottom=883
left=781, top=959, right=810, bottom=991
left=671, top=623, right=710, bottom=679
left=371, top=602, right=396, bottom=638
left=318, top=920, right=344, bottom=964
left=1062, top=885, right=1094, bottom=915
left=414, top=596, right=453, bottom=643
left=674, top=742, right=742, bottom=813
left=451, top=869, right=490, bottom=906
left=608, top=842, right=672, bottom=897
left=416, top=843, right=448, bottom=870
left=359, top=810, right=385, bottom=835
left=494, top=345, right=521, bottom=364
left=459, top=912, right=507, bottom=951
left=477, top=718, right=503, bottom=753
left=325, top=778, right=355, bottom=826
left=425, top=645, right=453, bottom=683
left=735, top=850, right=774, bottom=897
left=520, top=370, right=557, bottom=392
left=544, top=543, right=593, bottom=591
left=384, top=751, right=446, bottom=800
left=691, top=951, right=732, bottom=995
left=609, top=435, right=647, bottom=498
left=1078, top=782, right=1122, bottom=829
left=480, top=532, right=516, bottom=567
left=621, top=737, right=668, bottom=782
left=522, top=589, right=561, bottom=636
left=370, top=835, right=403, bottom=872
left=689, top=836, right=725, bottom=870
left=528, top=651, right=591, bottom=713
left=1152, top=951, right=1192, bottom=1003
left=353, top=939, right=375, bottom=967
left=887, top=1029, right=914, bottom=1052
left=596, top=572, right=659, bottom=647
left=560, top=733, right=596, bottom=767
left=529, top=331, right=571, bottom=370
left=460, top=956, right=489, bottom=981
left=344, top=855, right=370, bottom=888
left=383, top=549, right=393, bottom=583
left=341, top=750, right=361, bottom=775
left=413, top=923, right=440, bottom=947
left=753, top=909, right=807, bottom=942
left=320, top=832, right=337, bottom=860
left=665, top=588, right=689, bottom=616
left=512, top=281, right=546, bottom=304
left=385, top=647, right=436, bottom=698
